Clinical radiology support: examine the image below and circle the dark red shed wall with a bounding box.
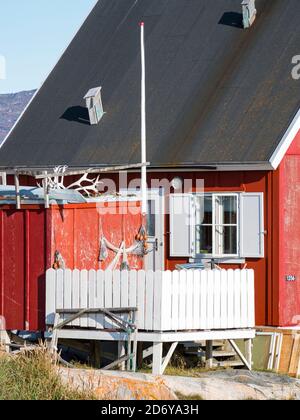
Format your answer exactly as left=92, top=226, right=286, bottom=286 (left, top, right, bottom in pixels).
left=0, top=202, right=143, bottom=331
left=0, top=207, right=47, bottom=331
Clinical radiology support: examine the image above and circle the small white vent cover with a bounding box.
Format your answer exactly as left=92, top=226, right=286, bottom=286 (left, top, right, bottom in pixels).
left=242, top=0, right=257, bottom=29
left=84, top=86, right=104, bottom=125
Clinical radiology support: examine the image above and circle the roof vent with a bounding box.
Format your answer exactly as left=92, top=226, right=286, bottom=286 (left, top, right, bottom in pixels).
left=242, top=0, right=257, bottom=29
left=84, top=87, right=104, bottom=125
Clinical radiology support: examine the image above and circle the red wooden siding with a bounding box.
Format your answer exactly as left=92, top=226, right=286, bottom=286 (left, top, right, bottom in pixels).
left=0, top=201, right=142, bottom=331
left=49, top=202, right=143, bottom=271
left=0, top=207, right=46, bottom=331
left=278, top=129, right=300, bottom=326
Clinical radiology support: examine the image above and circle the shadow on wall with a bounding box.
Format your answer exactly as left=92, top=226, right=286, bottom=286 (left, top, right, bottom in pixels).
left=218, top=12, right=243, bottom=29
left=60, top=106, right=90, bottom=125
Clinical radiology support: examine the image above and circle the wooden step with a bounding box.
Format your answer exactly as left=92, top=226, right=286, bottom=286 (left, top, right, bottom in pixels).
left=212, top=351, right=236, bottom=358
left=214, top=360, right=244, bottom=368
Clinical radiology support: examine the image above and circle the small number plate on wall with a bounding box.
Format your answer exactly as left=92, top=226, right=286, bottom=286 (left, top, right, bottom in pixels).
left=286, top=275, right=297, bottom=282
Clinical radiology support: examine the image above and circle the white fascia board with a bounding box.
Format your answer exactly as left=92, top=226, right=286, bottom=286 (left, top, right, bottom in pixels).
left=269, top=108, right=300, bottom=170
left=0, top=0, right=98, bottom=151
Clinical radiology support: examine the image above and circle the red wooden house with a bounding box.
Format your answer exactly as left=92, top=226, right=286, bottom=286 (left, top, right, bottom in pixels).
left=0, top=0, right=300, bottom=330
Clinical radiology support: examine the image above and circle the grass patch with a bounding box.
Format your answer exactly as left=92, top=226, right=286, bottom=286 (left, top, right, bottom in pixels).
left=176, top=392, right=204, bottom=400
left=0, top=347, right=95, bottom=400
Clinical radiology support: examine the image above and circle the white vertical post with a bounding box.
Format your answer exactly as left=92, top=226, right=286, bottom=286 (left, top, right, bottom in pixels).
left=140, top=22, right=147, bottom=216
left=14, top=173, right=21, bottom=209
left=152, top=342, right=163, bottom=375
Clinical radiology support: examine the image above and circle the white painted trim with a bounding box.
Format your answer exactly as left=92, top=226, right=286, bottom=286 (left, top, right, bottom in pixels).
left=0, top=0, right=98, bottom=150
left=269, top=108, right=300, bottom=170
left=53, top=328, right=256, bottom=343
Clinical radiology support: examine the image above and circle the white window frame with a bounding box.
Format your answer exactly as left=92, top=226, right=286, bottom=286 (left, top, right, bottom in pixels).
left=194, top=192, right=239, bottom=259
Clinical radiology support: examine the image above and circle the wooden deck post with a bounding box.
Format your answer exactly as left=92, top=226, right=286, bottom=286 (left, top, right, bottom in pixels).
left=93, top=341, right=101, bottom=369
left=206, top=340, right=213, bottom=369
left=245, top=338, right=253, bottom=371
left=152, top=342, right=163, bottom=375
left=118, top=341, right=126, bottom=371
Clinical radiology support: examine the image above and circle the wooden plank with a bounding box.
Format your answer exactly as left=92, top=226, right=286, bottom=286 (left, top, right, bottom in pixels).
left=247, top=269, right=255, bottom=328
left=206, top=270, right=214, bottom=330
left=289, top=335, right=300, bottom=377
left=240, top=269, right=248, bottom=328
left=104, top=270, right=113, bottom=328
left=178, top=270, right=186, bottom=331
left=213, top=270, right=221, bottom=330
left=227, top=270, right=234, bottom=329
left=220, top=270, right=228, bottom=329
left=95, top=271, right=105, bottom=329
left=112, top=270, right=121, bottom=309
left=56, top=270, right=64, bottom=322
left=45, top=269, right=56, bottom=325
left=234, top=270, right=241, bottom=329
left=88, top=270, right=97, bottom=328
left=120, top=270, right=129, bottom=308
left=153, top=271, right=163, bottom=331
left=79, top=270, right=88, bottom=328
left=162, top=271, right=172, bottom=331
left=144, top=270, right=154, bottom=331
left=192, top=271, right=200, bottom=330
left=137, top=270, right=146, bottom=330
left=71, top=270, right=80, bottom=327
left=171, top=270, right=179, bottom=331
left=185, top=271, right=193, bottom=330
left=199, top=270, right=207, bottom=330
left=63, top=270, right=72, bottom=324
left=128, top=271, right=137, bottom=308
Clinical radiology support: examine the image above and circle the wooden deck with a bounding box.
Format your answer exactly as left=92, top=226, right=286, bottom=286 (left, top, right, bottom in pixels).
left=46, top=268, right=255, bottom=332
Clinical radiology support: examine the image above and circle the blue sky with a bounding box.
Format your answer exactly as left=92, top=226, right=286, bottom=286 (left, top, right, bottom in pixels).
left=0, top=0, right=97, bottom=94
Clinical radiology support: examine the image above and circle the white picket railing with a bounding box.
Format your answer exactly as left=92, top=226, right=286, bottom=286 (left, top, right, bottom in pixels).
left=46, top=269, right=255, bottom=332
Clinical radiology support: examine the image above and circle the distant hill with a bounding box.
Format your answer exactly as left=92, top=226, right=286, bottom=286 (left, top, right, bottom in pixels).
left=0, top=90, right=36, bottom=143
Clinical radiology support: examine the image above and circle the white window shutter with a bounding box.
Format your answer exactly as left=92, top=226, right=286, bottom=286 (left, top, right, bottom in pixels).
left=169, top=194, right=195, bottom=257
left=240, top=193, right=264, bottom=258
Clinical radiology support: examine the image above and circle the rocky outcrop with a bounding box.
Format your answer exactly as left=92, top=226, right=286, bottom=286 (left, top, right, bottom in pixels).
left=0, top=90, right=35, bottom=142
left=59, top=368, right=300, bottom=401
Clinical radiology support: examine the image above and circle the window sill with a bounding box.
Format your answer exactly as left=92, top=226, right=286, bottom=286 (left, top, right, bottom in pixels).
left=189, top=257, right=246, bottom=265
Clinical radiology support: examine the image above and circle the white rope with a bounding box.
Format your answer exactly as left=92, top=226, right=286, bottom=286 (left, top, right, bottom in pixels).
left=103, top=237, right=140, bottom=255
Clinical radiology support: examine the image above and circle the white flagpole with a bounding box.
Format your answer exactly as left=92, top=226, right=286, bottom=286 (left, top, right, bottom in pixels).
left=140, top=22, right=147, bottom=216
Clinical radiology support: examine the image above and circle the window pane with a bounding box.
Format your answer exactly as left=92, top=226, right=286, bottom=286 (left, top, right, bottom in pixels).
left=196, top=225, right=213, bottom=254
left=147, top=200, right=155, bottom=237
left=220, top=196, right=237, bottom=224
left=196, top=196, right=213, bottom=224
left=223, top=226, right=237, bottom=254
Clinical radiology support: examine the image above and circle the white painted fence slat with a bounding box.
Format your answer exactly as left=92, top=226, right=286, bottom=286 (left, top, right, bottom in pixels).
left=220, top=270, right=228, bottom=329
left=227, top=270, right=234, bottom=329
left=45, top=269, right=255, bottom=332
left=178, top=271, right=187, bottom=330
left=96, top=270, right=105, bottom=329
left=144, top=270, right=154, bottom=331
left=46, top=269, right=56, bottom=325
left=137, top=271, right=146, bottom=330
left=88, top=270, right=96, bottom=328
left=185, top=271, right=194, bottom=329
left=171, top=271, right=179, bottom=331
left=213, top=270, right=221, bottom=330
left=206, top=271, right=214, bottom=330
left=199, top=270, right=207, bottom=330
left=161, top=271, right=172, bottom=331
left=193, top=271, right=200, bottom=330
left=80, top=270, right=88, bottom=328
left=153, top=271, right=163, bottom=331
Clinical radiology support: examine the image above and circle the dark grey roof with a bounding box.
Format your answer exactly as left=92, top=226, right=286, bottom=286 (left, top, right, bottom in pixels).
left=1, top=0, right=300, bottom=170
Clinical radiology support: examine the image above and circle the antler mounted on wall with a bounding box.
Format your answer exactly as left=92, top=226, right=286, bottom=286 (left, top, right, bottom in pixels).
left=38, top=166, right=102, bottom=197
